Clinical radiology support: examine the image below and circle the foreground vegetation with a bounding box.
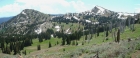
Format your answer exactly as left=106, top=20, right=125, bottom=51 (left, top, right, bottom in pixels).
left=0, top=24, right=140, bottom=58
left=0, top=13, right=140, bottom=58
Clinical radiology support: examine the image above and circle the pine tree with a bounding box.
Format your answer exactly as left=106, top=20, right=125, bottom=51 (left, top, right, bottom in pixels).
left=76, top=40, right=78, bottom=46
left=117, top=29, right=120, bottom=43
left=10, top=42, right=13, bottom=52
left=90, top=34, right=93, bottom=40
left=106, top=29, right=109, bottom=37
left=57, top=41, right=59, bottom=45
left=37, top=45, right=41, bottom=50
left=48, top=41, right=52, bottom=48
left=30, top=38, right=33, bottom=44
left=20, top=41, right=24, bottom=50
left=61, top=36, right=65, bottom=45
left=13, top=42, right=20, bottom=55
left=62, top=39, right=65, bottom=45
left=72, top=40, right=75, bottom=45
left=85, top=35, right=87, bottom=40
left=24, top=50, right=26, bottom=55
left=38, top=38, right=43, bottom=42
left=63, top=48, right=65, bottom=51
left=66, top=36, right=71, bottom=45
left=82, top=41, right=84, bottom=45
left=6, top=45, right=11, bottom=54
left=97, top=26, right=99, bottom=37
left=1, top=42, right=5, bottom=49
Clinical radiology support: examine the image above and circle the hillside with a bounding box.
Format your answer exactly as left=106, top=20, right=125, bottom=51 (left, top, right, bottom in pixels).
left=0, top=6, right=136, bottom=35
left=0, top=9, right=52, bottom=35
left=0, top=24, right=140, bottom=58
left=0, top=5, right=140, bottom=58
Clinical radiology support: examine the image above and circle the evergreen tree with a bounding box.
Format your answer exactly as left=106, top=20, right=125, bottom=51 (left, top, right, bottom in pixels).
left=90, top=34, right=93, bottom=40
left=63, top=48, right=65, bottom=51
left=57, top=41, right=59, bottom=45
left=20, top=41, right=24, bottom=50
left=97, top=26, right=99, bottom=37
left=138, top=18, right=140, bottom=24
left=30, top=38, right=33, bottom=44
left=117, top=29, right=120, bottom=43
left=13, top=45, right=18, bottom=55
left=48, top=41, right=52, bottom=48
left=66, top=35, right=71, bottom=45
left=1, top=42, right=5, bottom=50
left=10, top=42, right=13, bottom=52
left=62, top=39, right=65, bottom=45
left=106, top=29, right=109, bottom=37
left=38, top=38, right=43, bottom=42
left=61, top=36, right=65, bottom=45
left=85, top=35, right=87, bottom=40
left=6, top=45, right=11, bottom=54
left=24, top=50, right=26, bottom=55
left=76, top=41, right=78, bottom=46
left=72, top=40, right=75, bottom=45
left=82, top=41, right=84, bottom=45
left=37, top=45, right=41, bottom=50
left=13, top=42, right=20, bottom=55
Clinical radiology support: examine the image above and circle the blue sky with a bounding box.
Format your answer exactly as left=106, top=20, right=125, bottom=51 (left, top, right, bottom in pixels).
left=0, top=0, right=140, bottom=17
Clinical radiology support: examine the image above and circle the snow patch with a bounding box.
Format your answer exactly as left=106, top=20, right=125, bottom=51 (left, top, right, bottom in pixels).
left=65, top=28, right=71, bottom=34
left=19, top=21, right=27, bottom=23
left=51, top=34, right=54, bottom=37
left=34, top=23, right=45, bottom=34
left=118, top=12, right=134, bottom=19
left=66, top=17, right=71, bottom=19
left=86, top=20, right=91, bottom=23
left=35, top=28, right=42, bottom=34
left=22, top=11, right=26, bottom=15
left=65, top=28, right=70, bottom=33
left=95, top=6, right=105, bottom=14
left=56, top=29, right=60, bottom=31
left=92, top=22, right=99, bottom=24
left=55, top=26, right=60, bottom=29
left=67, top=32, right=71, bottom=34
left=55, top=26, right=60, bottom=31
left=73, top=16, right=80, bottom=21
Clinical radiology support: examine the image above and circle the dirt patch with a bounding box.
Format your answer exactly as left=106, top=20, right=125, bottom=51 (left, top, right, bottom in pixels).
left=27, top=45, right=64, bottom=56
left=131, top=50, right=140, bottom=58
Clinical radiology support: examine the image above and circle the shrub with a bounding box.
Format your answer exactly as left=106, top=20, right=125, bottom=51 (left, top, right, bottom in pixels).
left=63, top=48, right=65, bottom=51
left=136, top=43, right=140, bottom=50
left=48, top=41, right=52, bottom=48
left=37, top=45, right=41, bottom=50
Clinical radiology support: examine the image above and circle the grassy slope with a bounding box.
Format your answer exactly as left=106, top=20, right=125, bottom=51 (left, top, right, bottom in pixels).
left=53, top=22, right=84, bottom=32
left=29, top=24, right=139, bottom=55
left=1, top=24, right=140, bottom=58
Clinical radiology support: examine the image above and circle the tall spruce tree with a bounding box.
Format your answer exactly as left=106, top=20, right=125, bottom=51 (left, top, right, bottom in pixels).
left=117, top=29, right=120, bottom=43
left=66, top=35, right=71, bottom=45
left=37, top=45, right=41, bottom=50
left=48, top=41, right=52, bottom=48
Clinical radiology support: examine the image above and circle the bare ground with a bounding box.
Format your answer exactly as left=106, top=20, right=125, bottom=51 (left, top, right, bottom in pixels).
left=131, top=50, right=140, bottom=58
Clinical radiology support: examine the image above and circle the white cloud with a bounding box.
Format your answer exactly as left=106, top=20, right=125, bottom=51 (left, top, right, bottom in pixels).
left=135, top=8, right=140, bottom=13
left=135, top=4, right=140, bottom=13
left=70, top=1, right=93, bottom=12
left=0, top=0, right=91, bottom=17
left=0, top=3, right=22, bottom=13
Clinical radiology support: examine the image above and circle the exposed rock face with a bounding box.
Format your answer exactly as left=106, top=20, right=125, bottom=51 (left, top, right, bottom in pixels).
left=0, top=6, right=137, bottom=35
left=0, top=9, right=52, bottom=35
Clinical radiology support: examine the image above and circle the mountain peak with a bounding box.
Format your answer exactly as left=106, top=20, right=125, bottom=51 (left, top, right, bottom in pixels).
left=95, top=5, right=102, bottom=8
left=0, top=9, right=51, bottom=34
left=22, top=9, right=36, bottom=12
left=91, top=5, right=106, bottom=15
